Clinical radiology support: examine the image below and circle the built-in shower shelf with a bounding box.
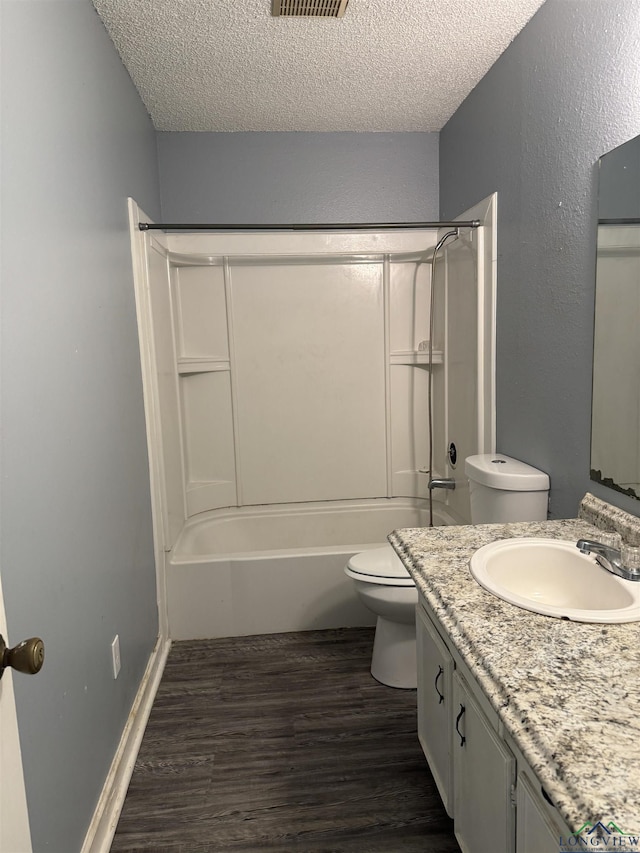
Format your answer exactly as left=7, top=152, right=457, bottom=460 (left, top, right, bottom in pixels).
left=177, top=358, right=231, bottom=374
left=390, top=350, right=443, bottom=366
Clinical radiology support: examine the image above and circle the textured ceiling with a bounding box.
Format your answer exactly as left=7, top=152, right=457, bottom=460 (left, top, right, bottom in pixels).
left=92, top=0, right=546, bottom=132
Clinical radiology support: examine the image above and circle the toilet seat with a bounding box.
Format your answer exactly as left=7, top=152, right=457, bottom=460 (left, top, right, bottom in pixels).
left=345, top=545, right=415, bottom=587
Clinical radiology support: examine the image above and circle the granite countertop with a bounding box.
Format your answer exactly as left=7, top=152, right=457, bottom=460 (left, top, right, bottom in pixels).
left=388, top=494, right=640, bottom=836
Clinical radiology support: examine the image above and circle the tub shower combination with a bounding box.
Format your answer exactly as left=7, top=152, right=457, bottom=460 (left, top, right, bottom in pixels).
left=169, top=497, right=458, bottom=642
left=130, top=199, right=496, bottom=670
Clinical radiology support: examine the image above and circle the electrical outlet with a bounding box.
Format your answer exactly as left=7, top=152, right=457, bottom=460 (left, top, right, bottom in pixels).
left=111, top=634, right=121, bottom=679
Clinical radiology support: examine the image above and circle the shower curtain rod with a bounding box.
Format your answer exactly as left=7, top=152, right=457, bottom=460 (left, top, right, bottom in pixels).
left=138, top=220, right=481, bottom=232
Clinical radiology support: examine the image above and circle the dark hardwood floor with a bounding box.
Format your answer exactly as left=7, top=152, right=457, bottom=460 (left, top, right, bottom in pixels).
left=111, top=628, right=460, bottom=853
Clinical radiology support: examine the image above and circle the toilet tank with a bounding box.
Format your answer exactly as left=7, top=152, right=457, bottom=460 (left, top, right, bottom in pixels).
left=464, top=454, right=550, bottom=524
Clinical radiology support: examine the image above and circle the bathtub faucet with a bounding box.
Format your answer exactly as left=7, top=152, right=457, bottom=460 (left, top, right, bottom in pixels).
left=429, top=477, right=456, bottom=491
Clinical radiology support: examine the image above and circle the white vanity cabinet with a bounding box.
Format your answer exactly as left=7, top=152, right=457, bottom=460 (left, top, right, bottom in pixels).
left=416, top=602, right=454, bottom=815
left=516, top=771, right=567, bottom=853
left=452, top=670, right=516, bottom=853
left=416, top=596, right=571, bottom=853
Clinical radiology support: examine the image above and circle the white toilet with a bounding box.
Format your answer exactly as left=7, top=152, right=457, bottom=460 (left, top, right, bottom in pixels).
left=344, top=453, right=550, bottom=689
left=345, top=546, right=419, bottom=689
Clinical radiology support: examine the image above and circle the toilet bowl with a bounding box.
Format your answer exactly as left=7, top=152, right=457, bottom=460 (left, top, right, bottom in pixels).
left=345, top=545, right=418, bottom=689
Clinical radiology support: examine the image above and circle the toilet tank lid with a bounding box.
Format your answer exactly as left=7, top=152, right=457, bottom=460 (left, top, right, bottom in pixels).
left=465, top=454, right=550, bottom=491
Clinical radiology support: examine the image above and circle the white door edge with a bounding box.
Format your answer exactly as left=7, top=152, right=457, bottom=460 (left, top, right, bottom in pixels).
left=0, top=573, right=33, bottom=853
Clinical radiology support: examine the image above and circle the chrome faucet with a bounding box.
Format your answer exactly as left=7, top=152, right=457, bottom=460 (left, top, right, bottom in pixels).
left=429, top=477, right=456, bottom=491
left=576, top=539, right=640, bottom=582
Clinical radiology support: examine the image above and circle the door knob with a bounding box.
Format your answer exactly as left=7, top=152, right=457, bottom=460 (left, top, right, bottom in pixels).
left=0, top=634, right=44, bottom=679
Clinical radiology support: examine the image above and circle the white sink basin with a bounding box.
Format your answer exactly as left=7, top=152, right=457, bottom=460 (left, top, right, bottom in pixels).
left=470, top=538, right=640, bottom=622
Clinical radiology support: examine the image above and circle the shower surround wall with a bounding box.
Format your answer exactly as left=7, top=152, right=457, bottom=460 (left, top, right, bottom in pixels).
left=132, top=204, right=495, bottom=638
left=145, top=228, right=435, bottom=531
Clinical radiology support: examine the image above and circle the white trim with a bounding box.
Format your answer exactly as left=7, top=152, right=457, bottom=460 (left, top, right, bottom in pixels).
left=455, top=193, right=497, bottom=455
left=476, top=225, right=486, bottom=453
left=128, top=198, right=170, bottom=633
left=442, top=238, right=449, bottom=478
left=383, top=254, right=392, bottom=497
left=224, top=259, right=243, bottom=506
left=165, top=230, right=441, bottom=256
left=80, top=636, right=171, bottom=853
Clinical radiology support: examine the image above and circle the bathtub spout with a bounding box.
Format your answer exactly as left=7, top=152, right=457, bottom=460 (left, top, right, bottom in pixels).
left=429, top=478, right=456, bottom=491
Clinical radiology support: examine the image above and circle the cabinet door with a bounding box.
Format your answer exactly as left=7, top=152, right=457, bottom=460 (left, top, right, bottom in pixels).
left=453, top=672, right=516, bottom=853
left=416, top=604, right=454, bottom=816
left=516, top=772, right=565, bottom=853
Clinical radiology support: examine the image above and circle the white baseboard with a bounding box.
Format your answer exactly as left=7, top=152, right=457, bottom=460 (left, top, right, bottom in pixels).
left=81, top=636, right=171, bottom=853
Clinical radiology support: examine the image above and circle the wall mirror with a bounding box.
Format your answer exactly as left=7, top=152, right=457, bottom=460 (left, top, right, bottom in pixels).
left=590, top=133, right=640, bottom=499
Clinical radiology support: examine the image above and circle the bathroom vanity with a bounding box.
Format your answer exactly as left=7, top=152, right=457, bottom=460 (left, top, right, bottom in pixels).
left=390, top=494, right=640, bottom=852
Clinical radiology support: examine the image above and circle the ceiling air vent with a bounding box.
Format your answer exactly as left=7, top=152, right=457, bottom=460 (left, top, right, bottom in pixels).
left=272, top=0, right=349, bottom=18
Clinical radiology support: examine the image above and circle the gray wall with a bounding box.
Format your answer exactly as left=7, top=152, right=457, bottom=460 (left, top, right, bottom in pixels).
left=440, top=0, right=640, bottom=519
left=1, top=2, right=160, bottom=850
left=157, top=131, right=439, bottom=223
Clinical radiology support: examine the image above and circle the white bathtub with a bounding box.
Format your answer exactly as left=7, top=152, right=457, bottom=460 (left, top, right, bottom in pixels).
left=167, top=498, right=459, bottom=640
